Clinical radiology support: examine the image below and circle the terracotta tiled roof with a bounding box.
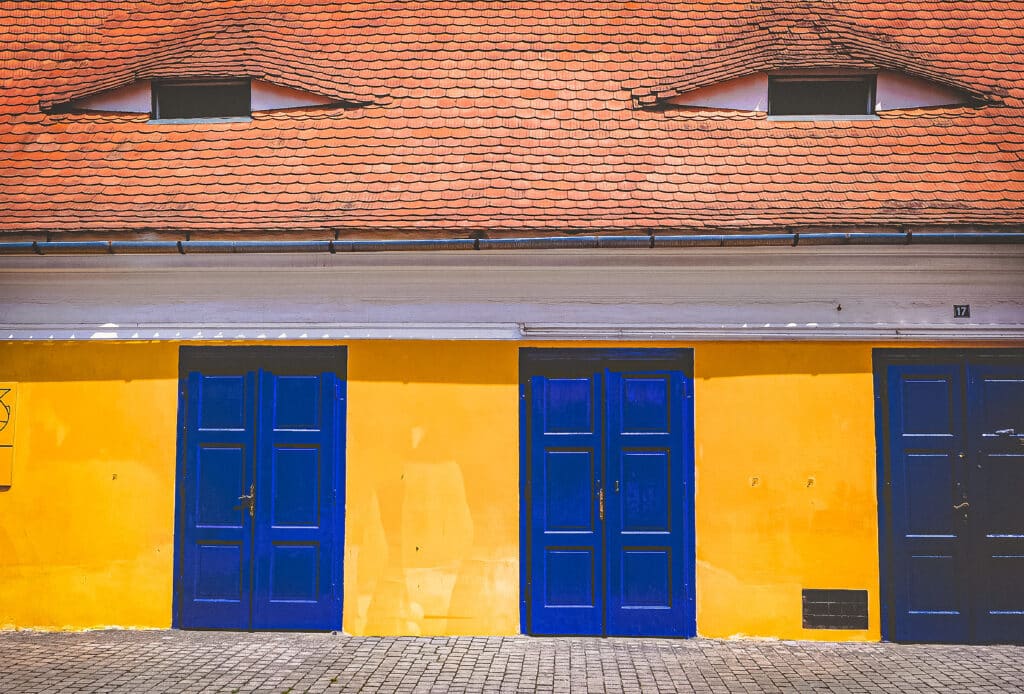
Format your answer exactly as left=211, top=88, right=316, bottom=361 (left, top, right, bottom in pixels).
left=1, top=0, right=1023, bottom=238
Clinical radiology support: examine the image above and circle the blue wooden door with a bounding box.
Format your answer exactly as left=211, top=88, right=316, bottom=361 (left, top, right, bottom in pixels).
left=523, top=350, right=695, bottom=637
left=177, top=369, right=258, bottom=629
left=966, top=363, right=1024, bottom=643
left=886, top=362, right=971, bottom=643
left=605, top=368, right=694, bottom=636
left=526, top=364, right=605, bottom=635
left=883, top=355, right=1024, bottom=644
left=176, top=348, right=345, bottom=631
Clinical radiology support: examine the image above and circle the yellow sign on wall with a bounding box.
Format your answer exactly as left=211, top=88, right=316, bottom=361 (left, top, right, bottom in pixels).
left=0, top=383, right=16, bottom=485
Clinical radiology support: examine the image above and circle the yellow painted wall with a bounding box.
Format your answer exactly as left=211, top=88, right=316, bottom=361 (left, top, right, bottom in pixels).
left=344, top=341, right=520, bottom=635
left=0, top=342, right=179, bottom=630
left=0, top=338, right=988, bottom=639
left=693, top=342, right=880, bottom=640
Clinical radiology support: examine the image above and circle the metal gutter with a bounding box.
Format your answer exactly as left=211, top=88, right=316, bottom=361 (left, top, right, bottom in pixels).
left=1, top=231, right=1023, bottom=256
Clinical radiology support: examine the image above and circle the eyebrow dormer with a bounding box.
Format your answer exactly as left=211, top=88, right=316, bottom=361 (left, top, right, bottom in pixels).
left=631, top=15, right=1002, bottom=116
left=660, top=69, right=977, bottom=118
left=51, top=78, right=340, bottom=120
left=40, top=36, right=388, bottom=118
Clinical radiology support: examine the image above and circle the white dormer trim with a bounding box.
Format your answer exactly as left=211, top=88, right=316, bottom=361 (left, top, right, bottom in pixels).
left=874, top=71, right=968, bottom=111
left=251, top=81, right=334, bottom=112
left=71, top=80, right=153, bottom=113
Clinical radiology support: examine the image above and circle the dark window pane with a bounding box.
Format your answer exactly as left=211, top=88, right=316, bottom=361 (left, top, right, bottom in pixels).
left=769, top=77, right=874, bottom=116
left=155, top=81, right=250, bottom=119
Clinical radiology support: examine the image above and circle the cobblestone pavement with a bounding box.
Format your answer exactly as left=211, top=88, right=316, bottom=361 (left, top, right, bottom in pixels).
left=0, top=631, right=1022, bottom=693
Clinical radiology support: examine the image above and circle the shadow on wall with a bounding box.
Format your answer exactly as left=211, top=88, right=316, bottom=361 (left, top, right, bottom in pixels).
left=0, top=339, right=909, bottom=383
left=349, top=340, right=518, bottom=385
left=0, top=341, right=180, bottom=382
left=696, top=342, right=874, bottom=379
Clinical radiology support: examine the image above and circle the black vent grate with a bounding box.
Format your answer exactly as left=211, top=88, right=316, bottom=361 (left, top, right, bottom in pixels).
left=802, top=589, right=868, bottom=629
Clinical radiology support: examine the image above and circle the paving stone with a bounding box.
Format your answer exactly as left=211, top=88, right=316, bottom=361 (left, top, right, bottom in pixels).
left=0, top=632, right=1022, bottom=693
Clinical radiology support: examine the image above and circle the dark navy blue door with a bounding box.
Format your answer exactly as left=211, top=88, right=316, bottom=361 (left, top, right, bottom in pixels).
left=176, top=347, right=345, bottom=631
left=966, top=363, right=1024, bottom=643
left=882, top=353, right=1024, bottom=644
left=523, top=350, right=695, bottom=637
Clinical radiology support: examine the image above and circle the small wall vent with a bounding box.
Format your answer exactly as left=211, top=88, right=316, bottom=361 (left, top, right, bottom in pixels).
left=802, top=589, right=868, bottom=629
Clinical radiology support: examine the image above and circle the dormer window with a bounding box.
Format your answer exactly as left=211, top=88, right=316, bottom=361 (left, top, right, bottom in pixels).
left=152, top=79, right=251, bottom=120
left=768, top=75, right=876, bottom=117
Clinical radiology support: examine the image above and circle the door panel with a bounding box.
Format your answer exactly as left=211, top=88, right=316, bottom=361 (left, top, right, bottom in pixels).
left=966, top=364, right=1024, bottom=643
left=544, top=549, right=597, bottom=607
left=197, top=375, right=249, bottom=431
left=619, top=450, right=670, bottom=532
left=543, top=450, right=595, bottom=532
left=523, top=351, right=695, bottom=638
left=176, top=348, right=345, bottom=632
left=194, top=544, right=245, bottom=601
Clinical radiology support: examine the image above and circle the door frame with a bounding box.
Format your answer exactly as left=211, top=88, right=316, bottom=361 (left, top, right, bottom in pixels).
left=518, top=347, right=696, bottom=636
left=172, top=345, right=347, bottom=630
left=873, top=347, right=1024, bottom=643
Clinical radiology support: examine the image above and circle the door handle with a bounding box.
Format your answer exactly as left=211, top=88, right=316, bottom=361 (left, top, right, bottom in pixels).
left=994, top=429, right=1023, bottom=446
left=598, top=487, right=605, bottom=522
left=953, top=501, right=970, bottom=511
left=234, top=483, right=255, bottom=518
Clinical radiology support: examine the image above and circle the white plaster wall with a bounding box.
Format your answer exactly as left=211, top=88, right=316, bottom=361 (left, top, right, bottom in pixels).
left=2, top=247, right=1022, bottom=341
left=666, top=74, right=767, bottom=111
left=72, top=80, right=151, bottom=113
left=251, top=80, right=334, bottom=111
left=875, top=70, right=967, bottom=111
